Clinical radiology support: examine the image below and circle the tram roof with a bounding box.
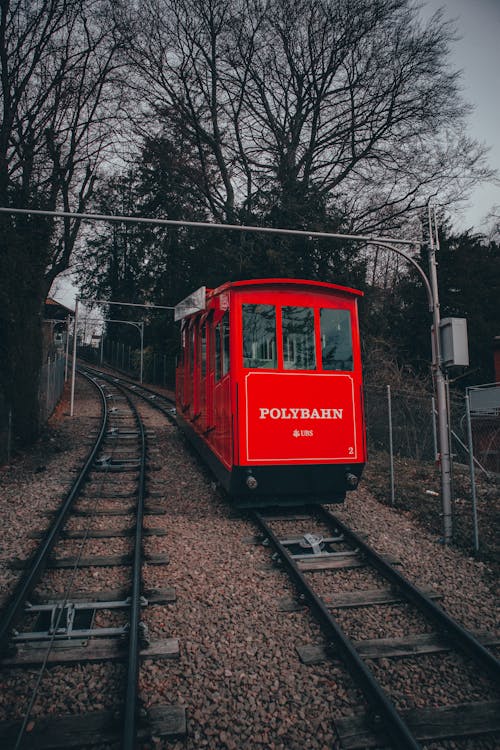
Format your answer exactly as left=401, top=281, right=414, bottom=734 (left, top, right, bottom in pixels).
left=209, top=278, right=363, bottom=298
left=175, top=278, right=363, bottom=321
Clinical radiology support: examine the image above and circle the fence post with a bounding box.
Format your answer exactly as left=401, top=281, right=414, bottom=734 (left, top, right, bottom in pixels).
left=387, top=385, right=395, bottom=506
left=64, top=315, right=71, bottom=381
left=51, top=356, right=55, bottom=413
left=465, top=393, right=479, bottom=553
left=46, top=357, right=51, bottom=416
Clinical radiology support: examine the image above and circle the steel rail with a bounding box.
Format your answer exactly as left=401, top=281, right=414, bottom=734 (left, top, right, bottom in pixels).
left=79, top=364, right=175, bottom=420
left=121, top=388, right=147, bottom=750
left=252, top=510, right=422, bottom=750
left=317, top=506, right=500, bottom=684
left=0, top=371, right=108, bottom=654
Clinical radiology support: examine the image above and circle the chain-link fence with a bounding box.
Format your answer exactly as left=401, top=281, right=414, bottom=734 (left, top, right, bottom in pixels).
left=39, top=352, right=66, bottom=423
left=364, top=383, right=499, bottom=558
left=0, top=354, right=66, bottom=466
left=80, top=340, right=176, bottom=389
left=365, top=385, right=436, bottom=462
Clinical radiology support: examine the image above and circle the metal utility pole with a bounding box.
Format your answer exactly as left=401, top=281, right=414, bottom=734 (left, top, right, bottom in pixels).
left=64, top=314, right=71, bottom=381
left=70, top=299, right=79, bottom=416
left=428, top=207, right=453, bottom=543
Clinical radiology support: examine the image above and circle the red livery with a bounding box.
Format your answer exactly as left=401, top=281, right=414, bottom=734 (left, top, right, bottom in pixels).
left=175, top=279, right=366, bottom=506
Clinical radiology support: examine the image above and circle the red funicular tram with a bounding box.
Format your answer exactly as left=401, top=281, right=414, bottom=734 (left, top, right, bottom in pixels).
left=175, top=279, right=366, bottom=506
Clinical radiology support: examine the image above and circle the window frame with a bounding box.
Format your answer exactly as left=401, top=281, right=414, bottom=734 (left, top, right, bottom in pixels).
left=239, top=296, right=356, bottom=373
left=319, top=307, right=354, bottom=372
left=241, top=302, right=278, bottom=370
left=281, top=304, right=317, bottom=371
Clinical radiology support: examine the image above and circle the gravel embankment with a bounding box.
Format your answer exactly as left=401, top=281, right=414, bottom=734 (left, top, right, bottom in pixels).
left=0, top=378, right=498, bottom=750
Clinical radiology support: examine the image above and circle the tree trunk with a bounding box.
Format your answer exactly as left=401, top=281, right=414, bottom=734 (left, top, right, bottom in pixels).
left=5, top=308, right=43, bottom=445
left=0, top=217, right=52, bottom=446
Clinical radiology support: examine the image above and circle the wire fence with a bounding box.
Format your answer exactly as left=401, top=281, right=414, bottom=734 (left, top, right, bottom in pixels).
left=364, top=383, right=499, bottom=558
left=39, top=352, right=66, bottom=423
left=0, top=353, right=66, bottom=466
left=365, top=385, right=436, bottom=462
left=80, top=340, right=176, bottom=388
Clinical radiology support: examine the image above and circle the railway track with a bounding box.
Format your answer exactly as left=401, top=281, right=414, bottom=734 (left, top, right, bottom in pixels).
left=44, top=364, right=500, bottom=749
left=79, top=364, right=176, bottom=418
left=253, top=505, right=500, bottom=749
left=0, top=371, right=184, bottom=749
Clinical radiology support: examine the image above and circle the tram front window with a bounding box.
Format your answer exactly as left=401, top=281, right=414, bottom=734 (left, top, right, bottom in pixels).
left=242, top=304, right=277, bottom=368
left=282, top=306, right=316, bottom=370
left=320, top=308, right=353, bottom=370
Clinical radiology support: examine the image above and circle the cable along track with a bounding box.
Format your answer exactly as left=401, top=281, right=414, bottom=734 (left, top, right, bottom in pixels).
left=0, top=371, right=184, bottom=749
left=253, top=505, right=500, bottom=750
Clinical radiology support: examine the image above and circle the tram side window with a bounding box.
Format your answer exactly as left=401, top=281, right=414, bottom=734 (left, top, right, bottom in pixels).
left=242, top=304, right=277, bottom=369
left=282, top=306, right=316, bottom=370
left=180, top=322, right=187, bottom=356
left=189, top=325, right=195, bottom=371
left=320, top=309, right=353, bottom=371
left=222, top=312, right=230, bottom=376
left=201, top=324, right=207, bottom=377
left=215, top=321, right=222, bottom=381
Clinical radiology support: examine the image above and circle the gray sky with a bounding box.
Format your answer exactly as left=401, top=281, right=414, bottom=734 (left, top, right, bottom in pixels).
left=421, top=0, right=500, bottom=232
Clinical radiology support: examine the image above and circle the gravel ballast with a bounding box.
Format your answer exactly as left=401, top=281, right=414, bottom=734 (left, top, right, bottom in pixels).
left=0, top=377, right=498, bottom=749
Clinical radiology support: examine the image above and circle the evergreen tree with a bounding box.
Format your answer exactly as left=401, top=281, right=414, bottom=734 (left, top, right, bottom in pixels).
left=369, top=228, right=500, bottom=386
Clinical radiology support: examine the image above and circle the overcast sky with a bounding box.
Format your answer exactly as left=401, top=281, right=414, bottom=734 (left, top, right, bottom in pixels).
left=421, top=0, right=500, bottom=232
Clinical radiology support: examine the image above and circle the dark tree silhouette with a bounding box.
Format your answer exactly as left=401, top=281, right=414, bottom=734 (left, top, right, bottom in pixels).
left=0, top=0, right=124, bottom=442
left=366, top=227, right=500, bottom=386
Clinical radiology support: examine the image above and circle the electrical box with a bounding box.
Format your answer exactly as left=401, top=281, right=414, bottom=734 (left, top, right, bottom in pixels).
left=440, top=317, right=469, bottom=367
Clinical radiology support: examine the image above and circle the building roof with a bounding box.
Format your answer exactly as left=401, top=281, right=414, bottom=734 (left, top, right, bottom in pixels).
left=44, top=297, right=74, bottom=319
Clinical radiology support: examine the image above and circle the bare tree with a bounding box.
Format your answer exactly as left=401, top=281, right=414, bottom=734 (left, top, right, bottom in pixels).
left=0, top=0, right=124, bottom=441
left=125, top=0, right=493, bottom=236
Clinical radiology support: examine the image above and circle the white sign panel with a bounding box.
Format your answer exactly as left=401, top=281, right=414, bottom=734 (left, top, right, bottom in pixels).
left=174, top=286, right=206, bottom=321
left=469, top=385, right=500, bottom=416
